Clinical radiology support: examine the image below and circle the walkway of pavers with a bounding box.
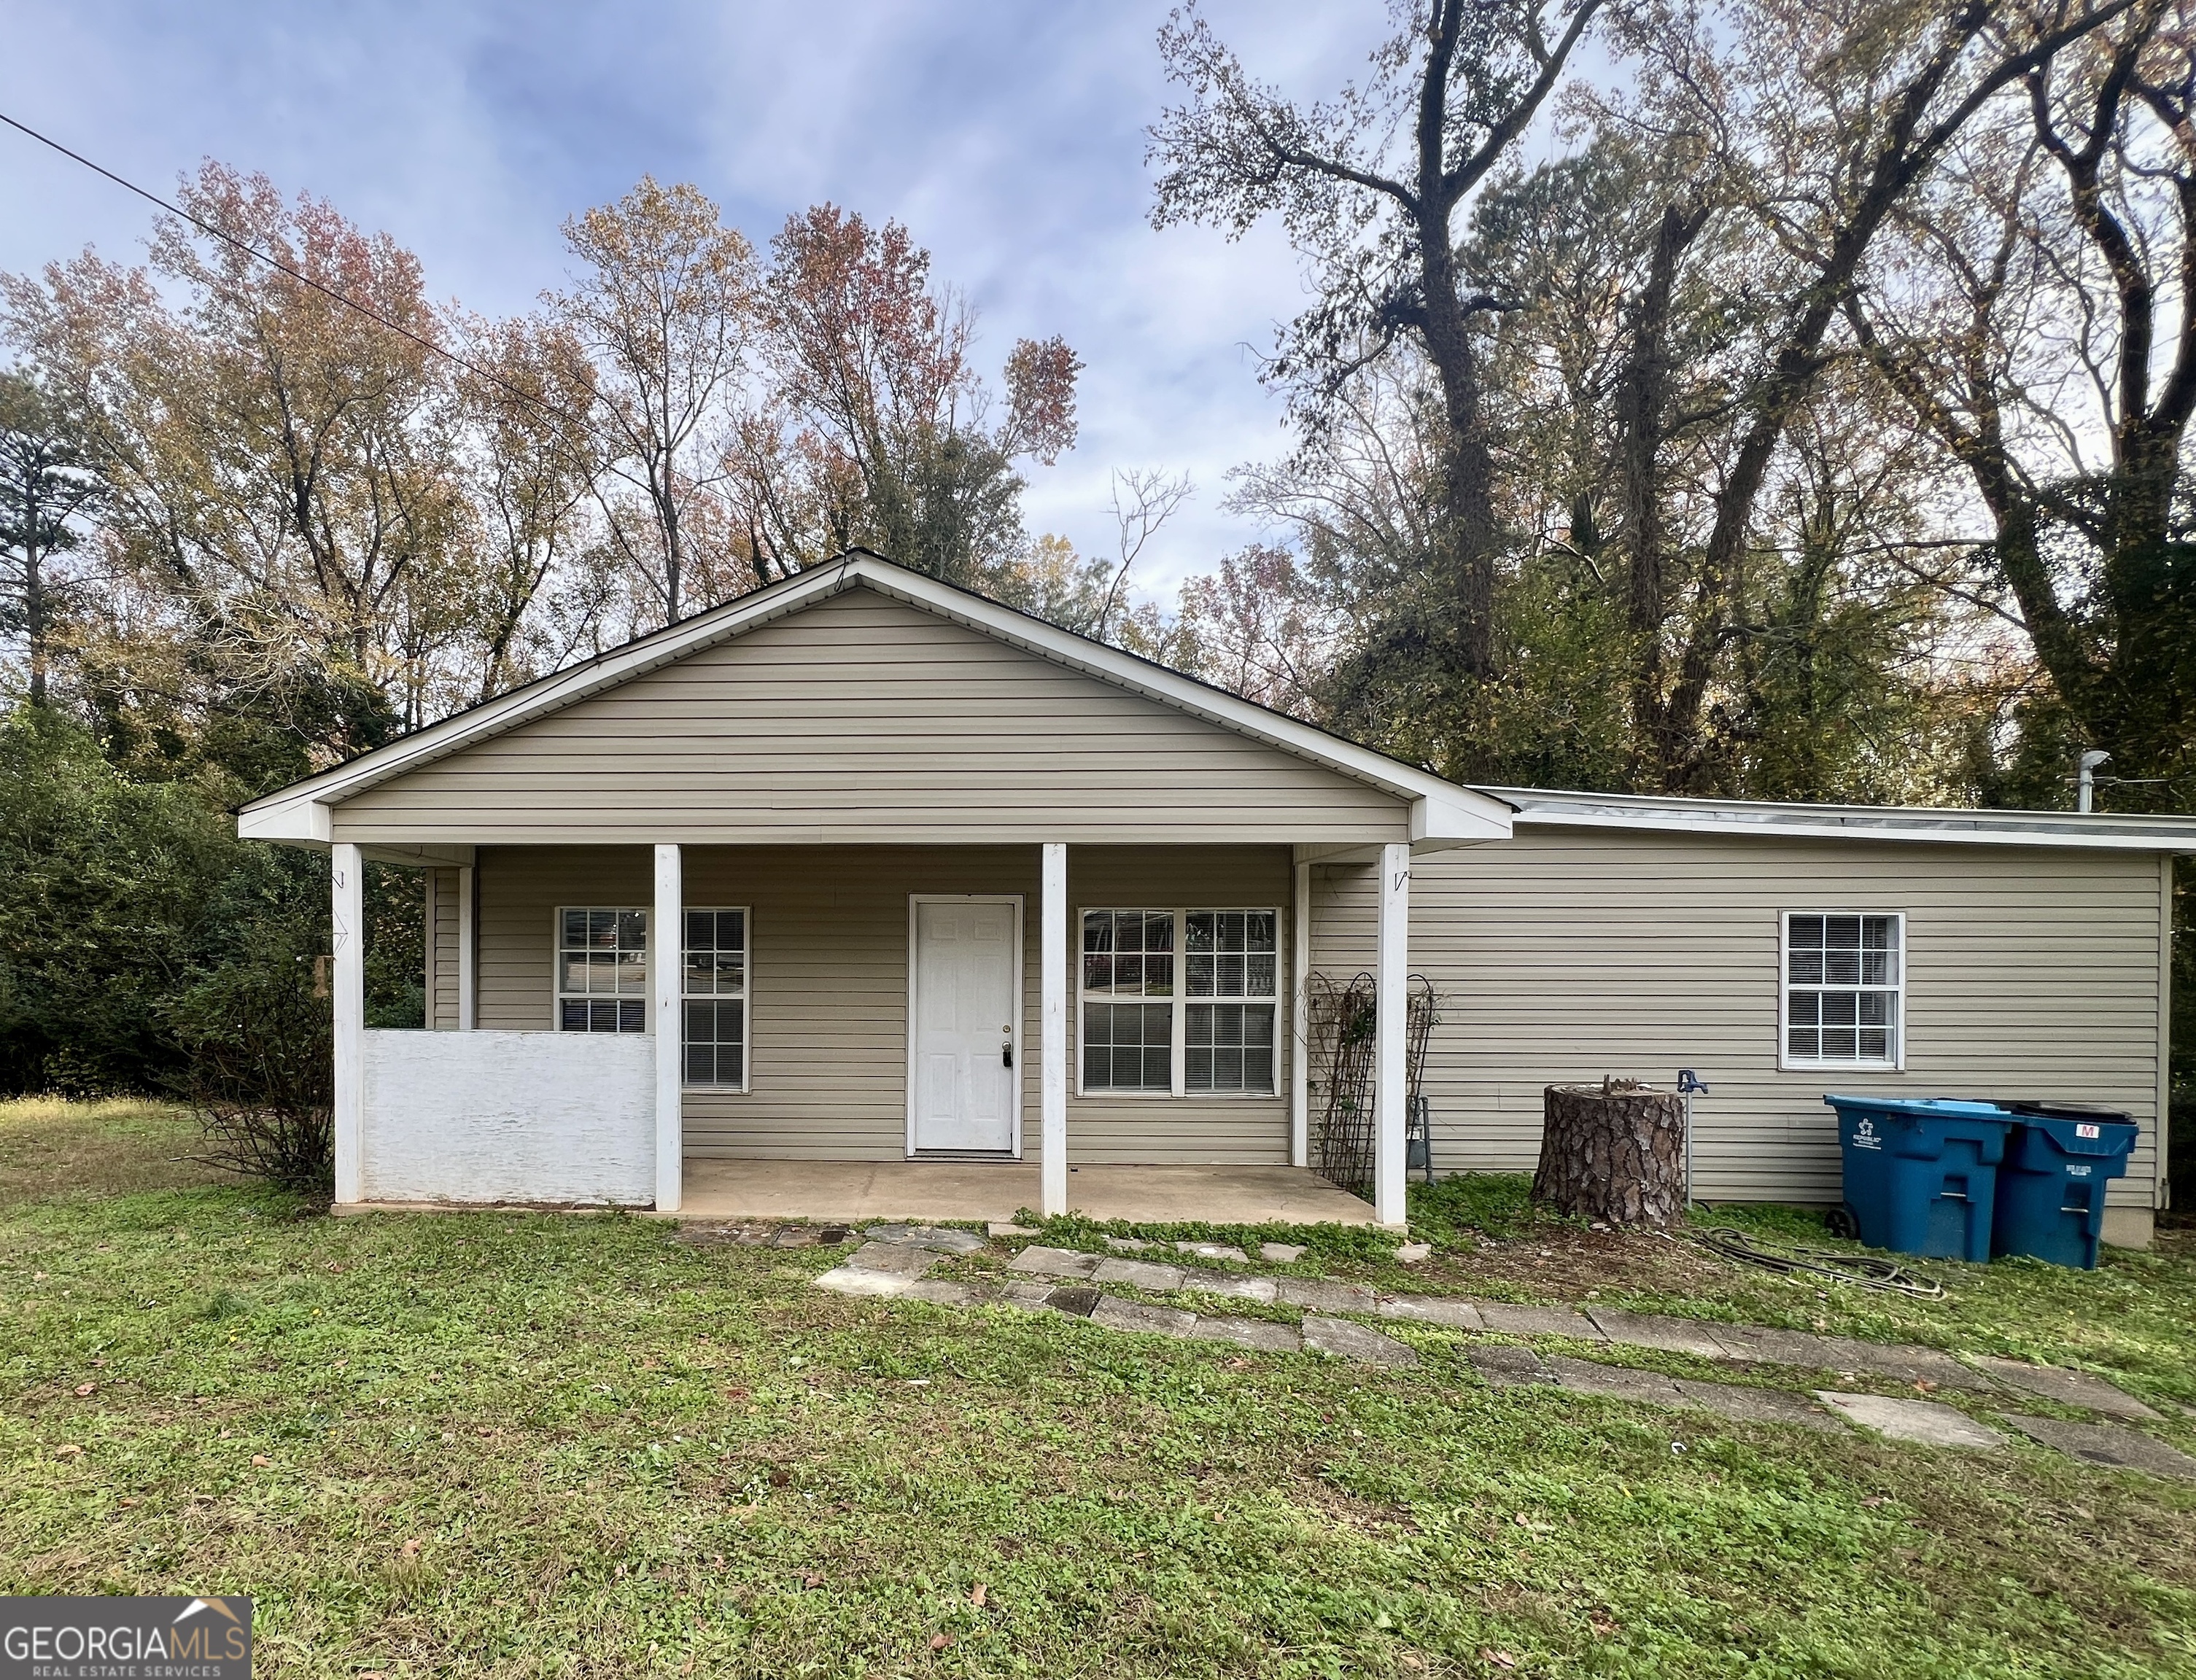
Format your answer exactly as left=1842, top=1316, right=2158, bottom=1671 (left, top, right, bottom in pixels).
left=785, top=1227, right=2196, bottom=1482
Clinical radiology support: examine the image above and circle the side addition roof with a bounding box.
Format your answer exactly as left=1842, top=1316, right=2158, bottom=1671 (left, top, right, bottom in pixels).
left=1475, top=786, right=2196, bottom=852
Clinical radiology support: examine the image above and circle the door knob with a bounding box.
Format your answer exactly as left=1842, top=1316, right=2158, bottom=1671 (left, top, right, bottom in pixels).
left=1001, top=1027, right=1014, bottom=1069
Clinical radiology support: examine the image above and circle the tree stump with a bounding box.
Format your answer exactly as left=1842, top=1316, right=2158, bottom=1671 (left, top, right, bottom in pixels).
left=1533, top=1081, right=1687, bottom=1226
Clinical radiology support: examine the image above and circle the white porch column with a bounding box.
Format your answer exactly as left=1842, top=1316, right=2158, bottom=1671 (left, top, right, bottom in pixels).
left=456, top=864, right=476, bottom=1030
left=1041, top=841, right=1069, bottom=1217
left=331, top=841, right=365, bottom=1206
left=1374, top=841, right=1410, bottom=1228
left=653, top=844, right=683, bottom=1212
left=1291, top=859, right=1311, bottom=1169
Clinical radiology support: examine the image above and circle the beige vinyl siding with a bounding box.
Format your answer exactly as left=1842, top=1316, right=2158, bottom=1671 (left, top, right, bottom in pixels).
left=473, top=842, right=1293, bottom=1167
left=427, top=867, right=460, bottom=1030
left=1309, top=827, right=2166, bottom=1208
left=331, top=587, right=1407, bottom=847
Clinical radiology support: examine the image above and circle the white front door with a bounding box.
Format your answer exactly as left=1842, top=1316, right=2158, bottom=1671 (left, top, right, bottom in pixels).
left=909, top=897, right=1021, bottom=1154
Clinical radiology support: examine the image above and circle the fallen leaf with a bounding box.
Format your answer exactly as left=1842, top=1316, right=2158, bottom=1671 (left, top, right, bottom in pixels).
left=971, top=1583, right=988, bottom=1608
left=400, top=1539, right=422, bottom=1559
left=73, top=1382, right=96, bottom=1397
left=1513, top=1512, right=1530, bottom=1526
left=723, top=1386, right=750, bottom=1400
left=1589, top=1609, right=1618, bottom=1637
left=117, top=1497, right=139, bottom=1509
left=1479, top=1650, right=1517, bottom=1670
left=802, top=1572, right=825, bottom=1590
left=1861, top=1495, right=1890, bottom=1509
left=55, top=1444, right=82, bottom=1459
left=929, top=1633, right=952, bottom=1652
left=251, top=1454, right=271, bottom=1469
left=32, top=1272, right=47, bottom=1282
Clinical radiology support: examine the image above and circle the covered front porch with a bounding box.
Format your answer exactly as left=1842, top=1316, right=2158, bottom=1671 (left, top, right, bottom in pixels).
left=336, top=836, right=1424, bottom=1226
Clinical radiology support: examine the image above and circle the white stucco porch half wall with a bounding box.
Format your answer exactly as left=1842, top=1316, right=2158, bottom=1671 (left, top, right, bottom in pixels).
left=359, top=1028, right=656, bottom=1205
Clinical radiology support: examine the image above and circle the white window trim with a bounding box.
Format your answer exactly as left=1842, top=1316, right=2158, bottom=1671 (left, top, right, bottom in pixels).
left=1778, top=909, right=1908, bottom=1073
left=1075, top=906, right=1283, bottom=1100
left=551, top=905, right=649, bottom=1034
left=681, top=905, right=752, bottom=1094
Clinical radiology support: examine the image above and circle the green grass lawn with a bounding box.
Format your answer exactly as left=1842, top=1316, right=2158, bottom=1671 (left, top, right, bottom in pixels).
left=3, top=1100, right=2193, bottom=1678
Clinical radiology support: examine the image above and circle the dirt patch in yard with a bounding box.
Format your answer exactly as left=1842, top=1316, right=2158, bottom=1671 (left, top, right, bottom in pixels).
left=1405, top=1224, right=1733, bottom=1301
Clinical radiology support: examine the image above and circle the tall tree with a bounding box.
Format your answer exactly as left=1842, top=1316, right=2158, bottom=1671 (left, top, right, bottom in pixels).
left=553, top=178, right=756, bottom=626
left=0, top=371, right=103, bottom=706
left=1610, top=0, right=2138, bottom=790
left=729, top=205, right=1079, bottom=589
left=1149, top=0, right=1607, bottom=684
left=2, top=161, right=470, bottom=755
left=1851, top=0, right=2196, bottom=801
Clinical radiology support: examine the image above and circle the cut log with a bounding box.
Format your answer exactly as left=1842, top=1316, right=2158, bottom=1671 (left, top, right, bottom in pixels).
left=1534, top=1082, right=1687, bottom=1226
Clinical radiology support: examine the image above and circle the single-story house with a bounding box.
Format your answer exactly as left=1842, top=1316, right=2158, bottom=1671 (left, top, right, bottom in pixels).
left=238, top=551, right=2192, bottom=1243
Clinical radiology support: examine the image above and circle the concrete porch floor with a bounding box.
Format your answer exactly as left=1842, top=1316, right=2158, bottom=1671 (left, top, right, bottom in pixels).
left=676, top=1159, right=1381, bottom=1228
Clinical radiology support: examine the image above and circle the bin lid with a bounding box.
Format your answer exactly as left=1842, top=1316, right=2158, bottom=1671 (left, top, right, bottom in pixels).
left=2002, top=1099, right=2135, bottom=1124
left=2006, top=1109, right=2140, bottom=1154
left=1822, top=1094, right=2013, bottom=1122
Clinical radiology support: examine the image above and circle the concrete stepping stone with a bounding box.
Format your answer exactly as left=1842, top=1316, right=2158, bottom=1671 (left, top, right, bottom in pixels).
left=1182, top=1275, right=1279, bottom=1305
left=864, top=1224, right=986, bottom=1254
left=1710, top=1326, right=1846, bottom=1368
left=1376, top=1296, right=1484, bottom=1331
left=1815, top=1392, right=2006, bottom=1449
left=988, top=1221, right=1039, bottom=1239
left=1008, top=1245, right=1101, bottom=1280
left=1260, top=1242, right=1309, bottom=1264
left=843, top=1241, right=945, bottom=1276
left=1811, top=1337, right=1986, bottom=1391
left=1105, top=1235, right=1155, bottom=1252
left=1093, top=1256, right=1187, bottom=1292
left=1175, top=1240, right=1250, bottom=1263
left=1189, top=1315, right=1303, bottom=1354
left=1585, top=1308, right=1730, bottom=1359
left=1278, top=1278, right=1381, bottom=1313
left=1044, top=1286, right=1101, bottom=1317
left=815, top=1267, right=921, bottom=1298
left=903, top=1279, right=989, bottom=1307
left=994, top=1280, right=1063, bottom=1310
left=2001, top=1415, right=2196, bottom=1479
left=1477, top=1302, right=1606, bottom=1340
left=1546, top=1356, right=1685, bottom=1405
left=1394, top=1242, right=1433, bottom=1263
left=1303, top=1315, right=1419, bottom=1367
left=1672, top=1380, right=1846, bottom=1433
left=1968, top=1357, right=2160, bottom=1420
left=1470, top=1344, right=1553, bottom=1388
left=1093, top=1296, right=1198, bottom=1338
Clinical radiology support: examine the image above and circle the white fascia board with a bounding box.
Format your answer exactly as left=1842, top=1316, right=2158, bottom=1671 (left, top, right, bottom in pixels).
left=1492, top=796, right=2196, bottom=852
left=237, top=792, right=330, bottom=844
left=236, top=553, right=1516, bottom=833
left=1411, top=786, right=1513, bottom=845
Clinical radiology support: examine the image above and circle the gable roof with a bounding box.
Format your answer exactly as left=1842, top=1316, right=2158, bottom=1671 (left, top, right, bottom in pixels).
left=238, top=551, right=1513, bottom=846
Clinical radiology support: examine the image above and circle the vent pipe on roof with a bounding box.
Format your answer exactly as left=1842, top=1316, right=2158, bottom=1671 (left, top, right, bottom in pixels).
left=2077, top=749, right=2111, bottom=813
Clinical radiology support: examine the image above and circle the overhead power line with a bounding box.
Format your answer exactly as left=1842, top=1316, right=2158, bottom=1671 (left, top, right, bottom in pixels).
left=0, top=106, right=724, bottom=537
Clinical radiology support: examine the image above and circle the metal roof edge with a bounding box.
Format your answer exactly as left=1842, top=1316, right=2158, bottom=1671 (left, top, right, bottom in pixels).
left=1473, top=786, right=2196, bottom=851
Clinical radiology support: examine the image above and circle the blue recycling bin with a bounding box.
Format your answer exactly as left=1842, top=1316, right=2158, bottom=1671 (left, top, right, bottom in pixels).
left=1823, top=1096, right=2014, bottom=1261
left=1990, top=1103, right=2138, bottom=1269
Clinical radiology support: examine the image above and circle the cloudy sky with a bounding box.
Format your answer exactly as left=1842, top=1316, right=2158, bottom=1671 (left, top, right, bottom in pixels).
left=0, top=1, right=1390, bottom=599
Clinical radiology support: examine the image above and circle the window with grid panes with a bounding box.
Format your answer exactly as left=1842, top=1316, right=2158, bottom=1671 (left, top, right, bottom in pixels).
left=683, top=909, right=748, bottom=1088
left=1080, top=909, right=1175, bottom=1091
left=1184, top=911, right=1278, bottom=1094
left=1784, top=912, right=1902, bottom=1065
left=556, top=909, right=647, bottom=1032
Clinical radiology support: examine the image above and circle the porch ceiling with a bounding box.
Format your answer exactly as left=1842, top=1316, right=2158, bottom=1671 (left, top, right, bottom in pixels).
left=671, top=1160, right=1378, bottom=1228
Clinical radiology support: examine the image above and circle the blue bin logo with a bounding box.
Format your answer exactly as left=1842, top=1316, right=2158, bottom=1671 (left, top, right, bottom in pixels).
left=1852, top=1118, right=1882, bottom=1151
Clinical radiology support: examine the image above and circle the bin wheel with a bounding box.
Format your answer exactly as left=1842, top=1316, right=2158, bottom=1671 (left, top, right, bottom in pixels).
left=1825, top=1203, right=1860, bottom=1241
